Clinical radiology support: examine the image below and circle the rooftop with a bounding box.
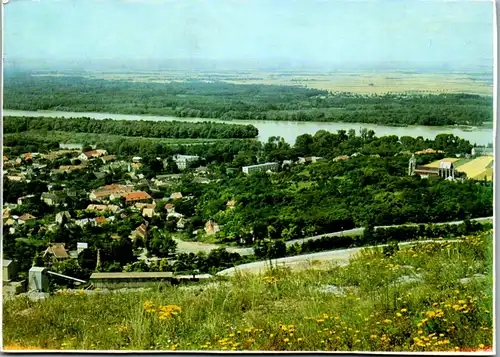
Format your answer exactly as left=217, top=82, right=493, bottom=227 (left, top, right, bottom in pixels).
left=44, top=243, right=69, bottom=258
left=124, top=191, right=152, bottom=201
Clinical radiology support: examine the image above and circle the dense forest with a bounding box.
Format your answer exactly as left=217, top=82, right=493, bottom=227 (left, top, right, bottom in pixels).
left=3, top=71, right=493, bottom=126
left=3, top=116, right=258, bottom=139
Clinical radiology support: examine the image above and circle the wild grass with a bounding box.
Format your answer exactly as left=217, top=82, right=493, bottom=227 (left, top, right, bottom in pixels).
left=3, top=230, right=493, bottom=352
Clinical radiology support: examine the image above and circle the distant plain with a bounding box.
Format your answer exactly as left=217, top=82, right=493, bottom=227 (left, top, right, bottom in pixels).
left=33, top=71, right=493, bottom=96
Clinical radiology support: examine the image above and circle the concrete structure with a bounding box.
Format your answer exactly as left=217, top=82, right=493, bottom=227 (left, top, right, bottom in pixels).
left=29, top=268, right=86, bottom=292
left=298, top=157, right=323, bottom=164
left=3, top=259, right=17, bottom=282
left=89, top=272, right=212, bottom=289
left=77, top=242, right=88, bottom=255
left=173, top=155, right=199, bottom=170
left=242, top=162, right=279, bottom=174
left=90, top=272, right=174, bottom=288
left=408, top=155, right=455, bottom=179
left=28, top=267, right=49, bottom=292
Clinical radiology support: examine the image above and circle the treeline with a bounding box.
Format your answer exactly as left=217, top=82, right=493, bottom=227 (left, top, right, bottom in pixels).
left=255, top=220, right=492, bottom=260
left=3, top=72, right=493, bottom=126
left=3, top=116, right=258, bottom=139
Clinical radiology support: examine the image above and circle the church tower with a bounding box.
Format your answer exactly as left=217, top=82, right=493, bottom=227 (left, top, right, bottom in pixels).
left=408, top=154, right=417, bottom=176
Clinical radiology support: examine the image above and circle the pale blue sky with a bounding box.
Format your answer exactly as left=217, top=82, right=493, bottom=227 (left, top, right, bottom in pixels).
left=3, top=0, right=494, bottom=69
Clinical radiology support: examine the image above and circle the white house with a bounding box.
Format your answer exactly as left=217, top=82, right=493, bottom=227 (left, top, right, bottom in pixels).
left=173, top=155, right=200, bottom=170
left=77, top=242, right=88, bottom=255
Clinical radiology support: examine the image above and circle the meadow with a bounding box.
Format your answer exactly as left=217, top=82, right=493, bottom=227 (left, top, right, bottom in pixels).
left=3, top=230, right=493, bottom=352
left=457, top=156, right=494, bottom=181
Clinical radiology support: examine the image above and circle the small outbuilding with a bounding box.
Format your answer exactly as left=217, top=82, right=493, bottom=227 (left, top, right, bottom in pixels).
left=3, top=259, right=17, bottom=282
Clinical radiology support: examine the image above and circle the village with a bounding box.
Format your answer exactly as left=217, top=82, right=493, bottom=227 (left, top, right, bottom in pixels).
left=2, top=137, right=494, bottom=298
left=1, top=143, right=364, bottom=295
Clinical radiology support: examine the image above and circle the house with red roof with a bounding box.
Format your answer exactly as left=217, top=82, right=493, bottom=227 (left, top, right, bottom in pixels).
left=123, top=191, right=152, bottom=204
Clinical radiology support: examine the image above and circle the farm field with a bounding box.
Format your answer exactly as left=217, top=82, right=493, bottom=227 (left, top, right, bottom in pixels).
left=455, top=156, right=494, bottom=180
left=424, top=158, right=460, bottom=168
left=471, top=168, right=493, bottom=181
left=3, top=231, right=492, bottom=352
left=424, top=156, right=494, bottom=181
left=32, top=71, right=493, bottom=96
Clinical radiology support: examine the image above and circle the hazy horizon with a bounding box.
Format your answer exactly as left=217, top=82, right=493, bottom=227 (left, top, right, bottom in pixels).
left=3, top=0, right=494, bottom=72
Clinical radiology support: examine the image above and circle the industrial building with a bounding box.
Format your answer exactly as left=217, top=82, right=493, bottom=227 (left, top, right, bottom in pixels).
left=242, top=162, right=279, bottom=174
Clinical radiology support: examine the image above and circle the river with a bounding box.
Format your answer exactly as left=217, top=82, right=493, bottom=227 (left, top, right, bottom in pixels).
left=2, top=109, right=494, bottom=146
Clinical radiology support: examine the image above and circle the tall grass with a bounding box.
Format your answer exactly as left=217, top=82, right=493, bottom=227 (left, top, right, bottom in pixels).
left=3, top=230, right=493, bottom=352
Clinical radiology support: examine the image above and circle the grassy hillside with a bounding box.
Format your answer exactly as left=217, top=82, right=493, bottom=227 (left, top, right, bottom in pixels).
left=3, top=230, right=493, bottom=352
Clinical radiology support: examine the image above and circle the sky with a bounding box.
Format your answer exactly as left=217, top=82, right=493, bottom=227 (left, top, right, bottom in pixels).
left=2, top=0, right=494, bottom=70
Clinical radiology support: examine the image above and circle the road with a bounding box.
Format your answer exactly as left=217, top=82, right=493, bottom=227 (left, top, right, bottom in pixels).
left=173, top=238, right=254, bottom=256
left=285, top=216, right=493, bottom=247
left=174, top=216, right=492, bottom=257
left=216, top=239, right=462, bottom=277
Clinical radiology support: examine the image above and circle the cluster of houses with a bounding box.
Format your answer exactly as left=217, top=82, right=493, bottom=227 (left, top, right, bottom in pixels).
left=3, top=145, right=218, bottom=253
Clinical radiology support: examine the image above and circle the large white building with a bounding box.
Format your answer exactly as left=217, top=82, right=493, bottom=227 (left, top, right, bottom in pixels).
left=173, top=155, right=200, bottom=170
left=242, top=162, right=279, bottom=174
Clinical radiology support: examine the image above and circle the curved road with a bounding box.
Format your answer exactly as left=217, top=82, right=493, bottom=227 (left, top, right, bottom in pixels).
left=216, top=238, right=464, bottom=277
left=175, top=216, right=492, bottom=257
